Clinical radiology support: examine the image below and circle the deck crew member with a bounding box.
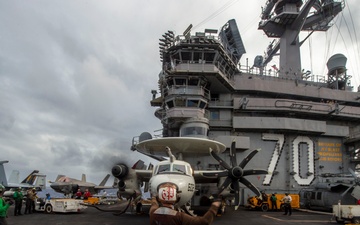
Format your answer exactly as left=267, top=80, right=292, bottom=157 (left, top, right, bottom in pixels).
left=0, top=184, right=11, bottom=225
left=13, top=188, right=23, bottom=216
left=281, top=193, right=292, bottom=216
left=83, top=189, right=92, bottom=200
left=270, top=193, right=277, bottom=211
left=149, top=182, right=221, bottom=225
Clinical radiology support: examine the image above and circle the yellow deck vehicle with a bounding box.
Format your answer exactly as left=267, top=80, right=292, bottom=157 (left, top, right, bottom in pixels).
left=83, top=197, right=100, bottom=205
left=245, top=193, right=300, bottom=211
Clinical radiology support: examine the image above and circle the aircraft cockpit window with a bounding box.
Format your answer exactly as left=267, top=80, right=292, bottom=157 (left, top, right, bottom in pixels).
left=157, top=164, right=171, bottom=174
left=173, top=164, right=186, bottom=174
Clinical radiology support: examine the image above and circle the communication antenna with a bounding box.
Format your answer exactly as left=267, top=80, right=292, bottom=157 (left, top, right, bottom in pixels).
left=183, top=24, right=193, bottom=39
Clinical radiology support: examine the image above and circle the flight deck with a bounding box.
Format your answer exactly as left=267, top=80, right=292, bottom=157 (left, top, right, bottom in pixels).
left=6, top=205, right=334, bottom=225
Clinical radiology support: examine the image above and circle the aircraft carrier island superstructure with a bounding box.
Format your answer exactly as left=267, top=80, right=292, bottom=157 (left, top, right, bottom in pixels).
left=133, top=0, right=360, bottom=205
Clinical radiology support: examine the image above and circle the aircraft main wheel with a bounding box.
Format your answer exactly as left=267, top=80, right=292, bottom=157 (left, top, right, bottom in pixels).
left=261, top=204, right=269, bottom=212
left=45, top=204, right=53, bottom=213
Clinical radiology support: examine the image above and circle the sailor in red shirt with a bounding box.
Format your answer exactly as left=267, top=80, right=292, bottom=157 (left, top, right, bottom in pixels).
left=83, top=189, right=92, bottom=200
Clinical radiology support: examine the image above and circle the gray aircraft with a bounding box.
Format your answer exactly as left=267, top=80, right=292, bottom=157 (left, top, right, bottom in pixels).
left=299, top=168, right=360, bottom=211
left=50, top=173, right=114, bottom=195
left=0, top=160, right=46, bottom=198
left=0, top=160, right=46, bottom=190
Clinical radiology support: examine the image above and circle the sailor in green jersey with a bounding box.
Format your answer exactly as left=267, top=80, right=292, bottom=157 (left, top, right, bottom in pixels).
left=13, top=187, right=24, bottom=216
left=0, top=184, right=11, bottom=225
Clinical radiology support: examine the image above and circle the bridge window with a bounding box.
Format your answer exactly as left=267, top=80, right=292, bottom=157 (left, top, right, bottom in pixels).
left=183, top=127, right=206, bottom=136
left=193, top=52, right=203, bottom=63
left=175, top=78, right=186, bottom=86
left=181, top=52, right=191, bottom=63
left=210, top=110, right=220, bottom=120
left=166, top=100, right=174, bottom=109
left=188, top=78, right=199, bottom=86
left=199, top=100, right=207, bottom=109
left=187, top=99, right=199, bottom=107
left=204, top=52, right=215, bottom=63
left=175, top=98, right=186, bottom=107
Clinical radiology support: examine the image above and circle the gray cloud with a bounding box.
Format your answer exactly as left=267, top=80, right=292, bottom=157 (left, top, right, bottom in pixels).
left=0, top=0, right=358, bottom=185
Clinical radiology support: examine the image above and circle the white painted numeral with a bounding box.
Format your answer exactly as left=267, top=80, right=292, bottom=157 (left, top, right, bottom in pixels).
left=262, top=134, right=315, bottom=186
left=292, top=136, right=314, bottom=185
left=262, top=134, right=284, bottom=185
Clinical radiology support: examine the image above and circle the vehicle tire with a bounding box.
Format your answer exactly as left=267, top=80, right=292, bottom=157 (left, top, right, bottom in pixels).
left=261, top=204, right=269, bottom=212
left=45, top=204, right=53, bottom=214
left=352, top=217, right=360, bottom=224
left=280, top=204, right=285, bottom=211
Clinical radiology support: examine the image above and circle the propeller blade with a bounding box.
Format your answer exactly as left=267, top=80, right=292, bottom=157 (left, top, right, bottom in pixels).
left=233, top=180, right=240, bottom=209
left=217, top=177, right=233, bottom=195
left=239, top=177, right=261, bottom=196
left=341, top=185, right=354, bottom=197
left=210, top=148, right=231, bottom=170
left=347, top=168, right=360, bottom=186
left=144, top=182, right=149, bottom=193
left=243, top=169, right=269, bottom=176
left=202, top=170, right=229, bottom=178
left=239, top=149, right=260, bottom=169
left=230, top=141, right=237, bottom=167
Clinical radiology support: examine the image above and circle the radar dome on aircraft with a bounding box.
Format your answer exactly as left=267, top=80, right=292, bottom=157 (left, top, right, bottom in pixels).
left=327, top=53, right=347, bottom=75
left=139, top=132, right=152, bottom=142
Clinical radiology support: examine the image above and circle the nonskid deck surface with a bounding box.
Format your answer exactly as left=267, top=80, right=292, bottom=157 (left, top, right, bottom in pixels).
left=6, top=205, right=334, bottom=225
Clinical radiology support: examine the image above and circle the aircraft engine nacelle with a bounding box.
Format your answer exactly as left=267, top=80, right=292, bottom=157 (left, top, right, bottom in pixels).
left=112, top=164, right=142, bottom=199
left=112, top=164, right=129, bottom=180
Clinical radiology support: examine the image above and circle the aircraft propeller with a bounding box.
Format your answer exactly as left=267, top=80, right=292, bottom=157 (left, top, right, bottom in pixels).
left=341, top=168, right=360, bottom=197
left=209, top=141, right=268, bottom=209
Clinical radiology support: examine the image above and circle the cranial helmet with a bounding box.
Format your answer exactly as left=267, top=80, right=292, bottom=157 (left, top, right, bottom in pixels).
left=157, top=182, right=180, bottom=204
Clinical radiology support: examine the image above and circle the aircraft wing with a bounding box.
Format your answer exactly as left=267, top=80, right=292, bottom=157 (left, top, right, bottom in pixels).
left=94, top=185, right=117, bottom=190
left=134, top=169, right=153, bottom=182
left=6, top=183, right=35, bottom=189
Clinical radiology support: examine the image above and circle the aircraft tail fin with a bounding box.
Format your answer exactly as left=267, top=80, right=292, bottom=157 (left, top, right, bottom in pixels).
left=8, top=170, right=20, bottom=184
left=54, top=174, right=65, bottom=182
left=33, top=173, right=47, bottom=190
left=0, top=160, right=9, bottom=187
left=21, top=170, right=40, bottom=184
left=99, top=174, right=110, bottom=186
left=81, top=174, right=86, bottom=182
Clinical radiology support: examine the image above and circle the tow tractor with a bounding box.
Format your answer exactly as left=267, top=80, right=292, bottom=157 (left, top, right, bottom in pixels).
left=333, top=186, right=360, bottom=224
left=245, top=193, right=300, bottom=211
left=35, top=198, right=87, bottom=213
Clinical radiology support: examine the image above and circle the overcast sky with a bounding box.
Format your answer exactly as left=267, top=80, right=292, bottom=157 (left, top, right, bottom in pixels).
left=1, top=0, right=359, bottom=187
